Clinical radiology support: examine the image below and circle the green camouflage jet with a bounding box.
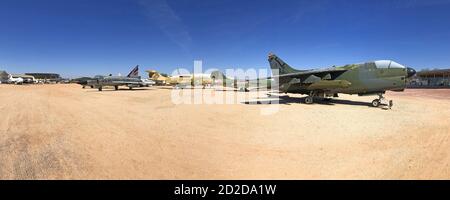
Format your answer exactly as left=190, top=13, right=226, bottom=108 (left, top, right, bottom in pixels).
left=268, top=53, right=416, bottom=107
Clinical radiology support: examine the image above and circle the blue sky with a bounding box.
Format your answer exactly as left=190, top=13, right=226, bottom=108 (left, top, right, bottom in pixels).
left=1, top=0, right=450, bottom=77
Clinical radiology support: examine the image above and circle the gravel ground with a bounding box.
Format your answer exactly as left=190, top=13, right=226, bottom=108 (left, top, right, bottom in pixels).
left=0, top=84, right=448, bottom=179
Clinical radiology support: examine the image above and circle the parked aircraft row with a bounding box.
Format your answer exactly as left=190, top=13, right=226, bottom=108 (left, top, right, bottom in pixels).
left=72, top=52, right=417, bottom=107
left=0, top=71, right=65, bottom=84
left=72, top=66, right=155, bottom=91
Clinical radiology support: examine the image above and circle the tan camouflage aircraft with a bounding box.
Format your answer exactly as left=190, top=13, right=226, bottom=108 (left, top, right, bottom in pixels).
left=146, top=70, right=213, bottom=89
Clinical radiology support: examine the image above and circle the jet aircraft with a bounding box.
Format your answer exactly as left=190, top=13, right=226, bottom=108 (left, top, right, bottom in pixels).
left=86, top=65, right=146, bottom=91
left=267, top=53, right=416, bottom=107
left=146, top=70, right=213, bottom=89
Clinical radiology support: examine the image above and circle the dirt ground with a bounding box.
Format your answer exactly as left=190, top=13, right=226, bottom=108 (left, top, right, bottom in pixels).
left=0, top=84, right=449, bottom=180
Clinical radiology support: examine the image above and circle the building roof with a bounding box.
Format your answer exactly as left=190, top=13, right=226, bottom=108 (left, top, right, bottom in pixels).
left=25, top=73, right=60, bottom=76
left=11, top=74, right=35, bottom=78
left=25, top=73, right=60, bottom=79
left=417, top=69, right=450, bottom=77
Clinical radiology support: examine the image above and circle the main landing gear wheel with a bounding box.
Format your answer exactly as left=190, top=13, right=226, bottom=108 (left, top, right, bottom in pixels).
left=115, top=86, right=119, bottom=90
left=305, top=96, right=314, bottom=104
left=372, top=99, right=380, bottom=107
left=98, top=87, right=102, bottom=91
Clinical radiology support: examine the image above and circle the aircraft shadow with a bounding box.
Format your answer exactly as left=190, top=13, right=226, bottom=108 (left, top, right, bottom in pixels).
left=214, top=89, right=238, bottom=92
left=243, top=95, right=379, bottom=107
left=154, top=87, right=175, bottom=90
left=85, top=88, right=154, bottom=92
left=155, top=87, right=216, bottom=90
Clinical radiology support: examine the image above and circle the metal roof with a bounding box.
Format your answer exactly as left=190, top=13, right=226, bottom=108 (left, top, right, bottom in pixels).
left=417, top=69, right=450, bottom=77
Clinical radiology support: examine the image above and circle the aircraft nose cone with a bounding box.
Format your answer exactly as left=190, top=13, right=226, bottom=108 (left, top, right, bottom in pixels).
left=407, top=67, right=416, bottom=78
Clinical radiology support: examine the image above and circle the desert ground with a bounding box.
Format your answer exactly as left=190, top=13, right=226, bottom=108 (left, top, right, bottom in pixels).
left=0, top=84, right=449, bottom=179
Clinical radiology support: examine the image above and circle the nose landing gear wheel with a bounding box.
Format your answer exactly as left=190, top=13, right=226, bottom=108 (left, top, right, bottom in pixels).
left=305, top=96, right=314, bottom=104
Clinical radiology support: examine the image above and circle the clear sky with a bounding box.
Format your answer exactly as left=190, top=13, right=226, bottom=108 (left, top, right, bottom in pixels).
left=1, top=0, right=450, bottom=77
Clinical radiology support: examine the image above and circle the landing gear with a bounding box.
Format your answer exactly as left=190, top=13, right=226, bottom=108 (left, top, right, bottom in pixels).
left=372, top=99, right=380, bottom=107
left=98, top=87, right=102, bottom=91
left=114, top=86, right=119, bottom=90
left=304, top=91, right=317, bottom=104
left=372, top=93, right=393, bottom=109
left=303, top=91, right=336, bottom=104
left=129, top=87, right=133, bottom=90
left=305, top=96, right=314, bottom=104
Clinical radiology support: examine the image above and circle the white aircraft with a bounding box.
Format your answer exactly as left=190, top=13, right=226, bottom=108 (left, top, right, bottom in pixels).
left=8, top=74, right=24, bottom=84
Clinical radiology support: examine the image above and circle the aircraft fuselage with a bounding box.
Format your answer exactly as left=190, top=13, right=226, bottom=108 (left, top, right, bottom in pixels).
left=281, top=61, right=415, bottom=96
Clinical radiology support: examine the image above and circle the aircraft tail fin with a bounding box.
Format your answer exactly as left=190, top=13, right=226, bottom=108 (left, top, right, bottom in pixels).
left=147, top=70, right=161, bottom=79
left=210, top=70, right=229, bottom=80
left=127, top=65, right=139, bottom=77
left=268, top=53, right=301, bottom=75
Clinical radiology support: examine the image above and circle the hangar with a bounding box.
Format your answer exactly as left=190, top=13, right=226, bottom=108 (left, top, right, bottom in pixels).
left=408, top=69, right=450, bottom=88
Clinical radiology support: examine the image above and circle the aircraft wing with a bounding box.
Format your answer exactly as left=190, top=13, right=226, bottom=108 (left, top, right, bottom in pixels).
left=274, top=67, right=348, bottom=84
left=275, top=67, right=348, bottom=79
left=274, top=67, right=350, bottom=90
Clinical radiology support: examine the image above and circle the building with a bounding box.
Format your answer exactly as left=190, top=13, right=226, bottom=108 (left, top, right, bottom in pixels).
left=25, top=73, right=61, bottom=83
left=408, top=69, right=450, bottom=88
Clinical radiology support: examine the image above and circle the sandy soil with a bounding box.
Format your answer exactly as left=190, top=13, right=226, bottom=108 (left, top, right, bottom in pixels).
left=0, top=84, right=449, bottom=180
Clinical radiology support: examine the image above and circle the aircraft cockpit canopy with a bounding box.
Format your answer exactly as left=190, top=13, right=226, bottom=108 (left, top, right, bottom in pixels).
left=374, top=60, right=406, bottom=69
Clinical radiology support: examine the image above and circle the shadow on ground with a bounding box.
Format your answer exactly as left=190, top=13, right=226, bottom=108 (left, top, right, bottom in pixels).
left=85, top=88, right=154, bottom=92
left=242, top=95, right=382, bottom=108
